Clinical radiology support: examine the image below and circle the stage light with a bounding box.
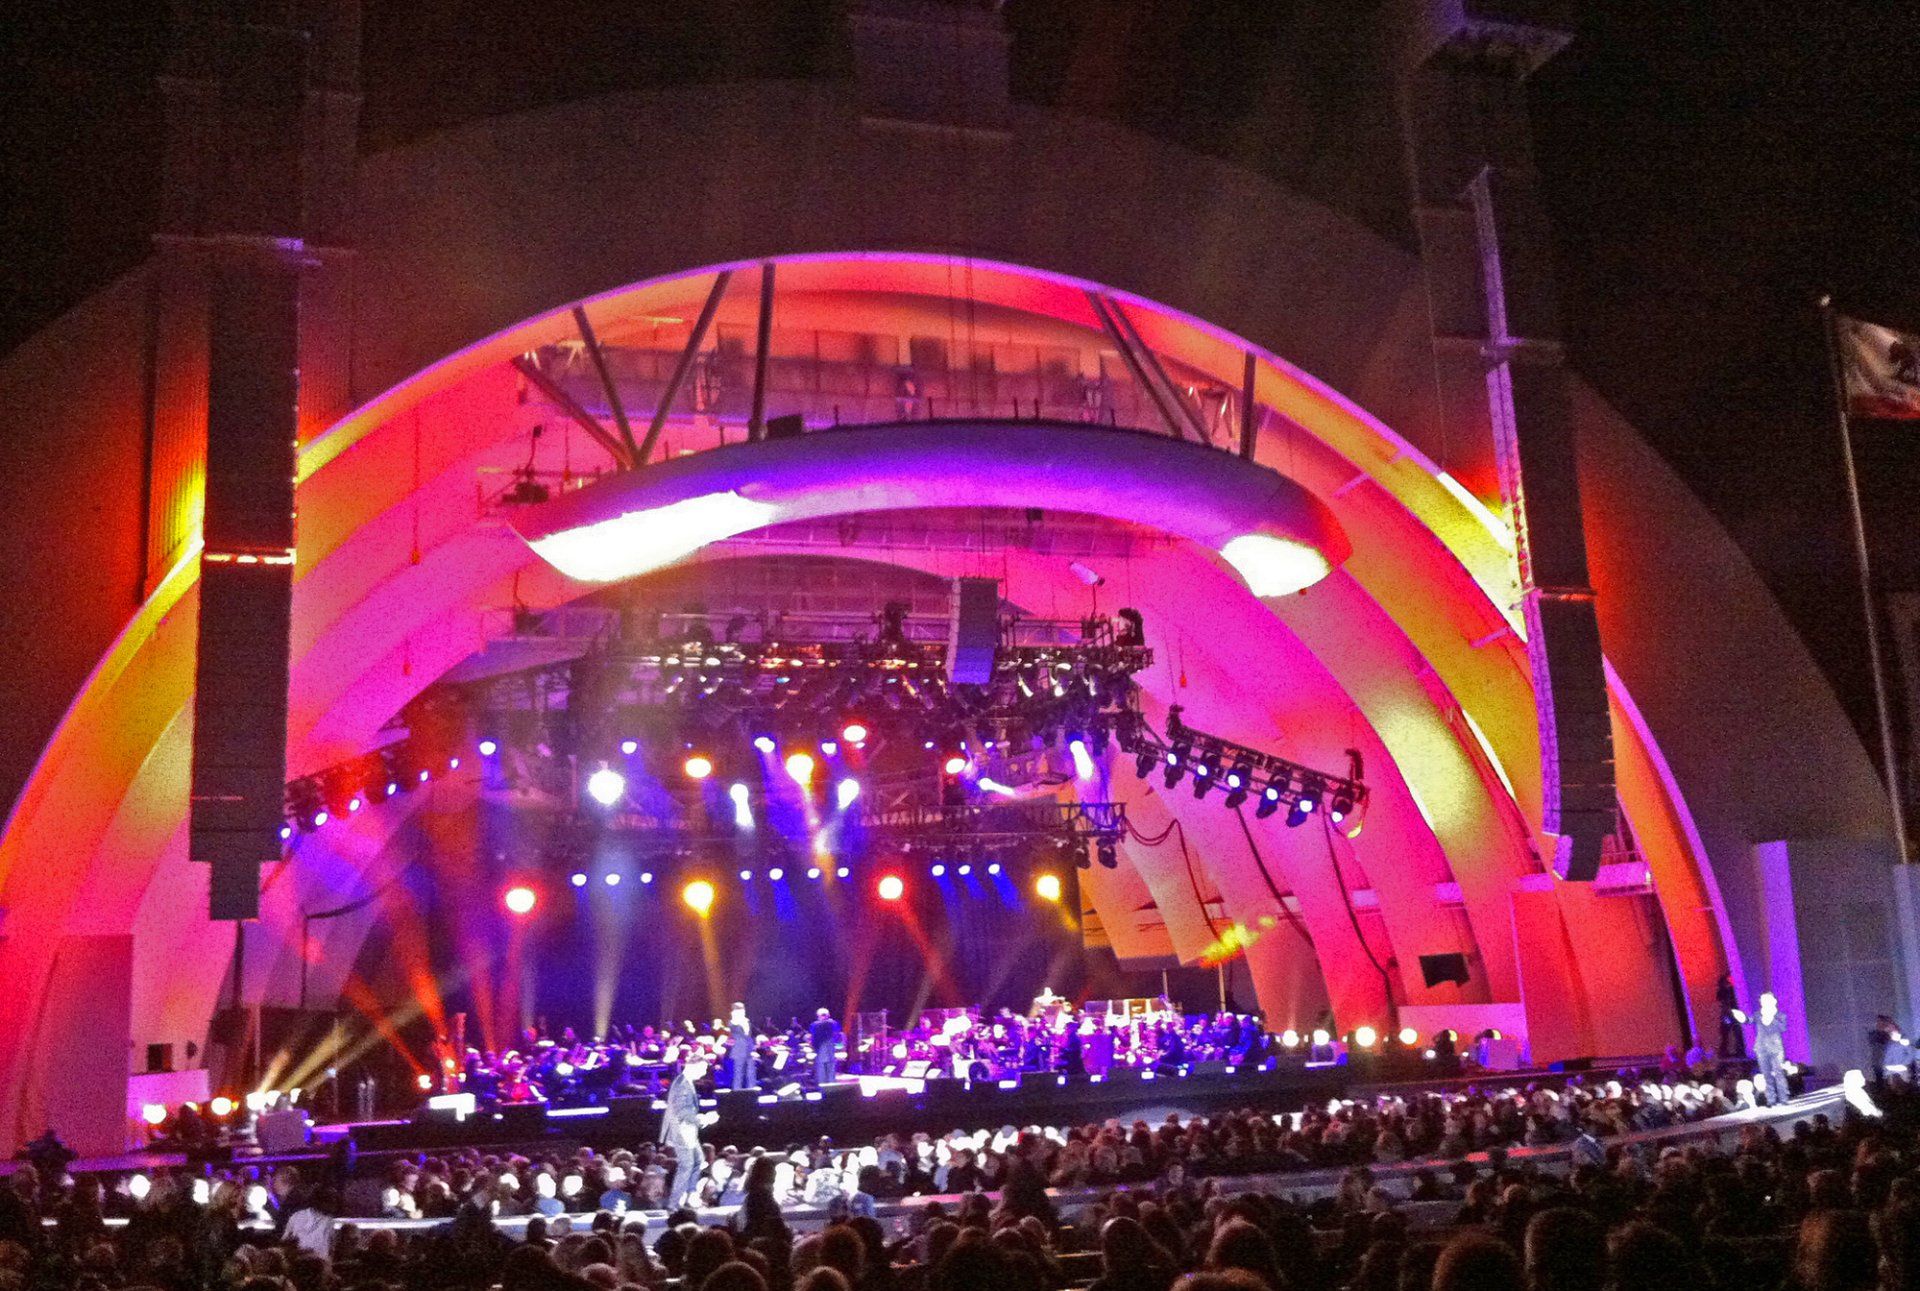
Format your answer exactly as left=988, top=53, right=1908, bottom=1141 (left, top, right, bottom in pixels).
left=1162, top=745, right=1189, bottom=788
left=1219, top=533, right=1332, bottom=597
left=1133, top=748, right=1157, bottom=779
left=586, top=765, right=627, bottom=807
left=570, top=872, right=588, bottom=888
left=210, top=1096, right=234, bottom=1118
left=977, top=777, right=1019, bottom=797
left=1256, top=783, right=1283, bottom=818
left=312, top=810, right=330, bottom=828
left=931, top=864, right=946, bottom=877
left=419, top=769, right=431, bottom=783
left=957, top=864, right=972, bottom=877
left=448, top=757, right=460, bottom=771
left=478, top=738, right=499, bottom=757
left=279, top=825, right=293, bottom=841
left=128, top=1175, right=151, bottom=1201
left=1330, top=790, right=1355, bottom=823
left=683, top=754, right=714, bottom=780
left=821, top=740, right=839, bottom=757
left=730, top=782, right=754, bottom=829
left=387, top=782, right=399, bottom=796
left=836, top=866, right=850, bottom=878
left=1311, top=1028, right=1331, bottom=1047
left=987, top=862, right=1002, bottom=875
left=141, top=1103, right=167, bottom=1126
left=786, top=751, right=816, bottom=784
left=1223, top=761, right=1254, bottom=809
left=1397, top=1026, right=1419, bottom=1046
left=1280, top=1029, right=1300, bottom=1049
left=753, top=735, right=777, bottom=754
left=943, top=754, right=968, bottom=775
left=604, top=872, right=621, bottom=887
left=1034, top=873, right=1063, bottom=902
left=842, top=722, right=869, bottom=745
left=807, top=867, right=822, bottom=879
left=1352, top=1025, right=1378, bottom=1049
left=1095, top=839, right=1118, bottom=868
left=1068, top=738, right=1096, bottom=780
left=768, top=867, right=784, bottom=881
left=640, top=871, right=654, bottom=884
left=739, top=869, right=753, bottom=882
left=1285, top=797, right=1313, bottom=828
left=504, top=885, right=538, bottom=916
left=836, top=777, right=861, bottom=809
left=877, top=874, right=905, bottom=901
left=682, top=879, right=716, bottom=915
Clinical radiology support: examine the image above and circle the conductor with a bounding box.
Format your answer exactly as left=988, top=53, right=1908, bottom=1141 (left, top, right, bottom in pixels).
left=660, top=1056, right=718, bottom=1210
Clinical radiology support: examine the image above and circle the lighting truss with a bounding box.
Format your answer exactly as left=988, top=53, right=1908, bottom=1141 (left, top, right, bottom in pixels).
left=1119, top=706, right=1367, bottom=826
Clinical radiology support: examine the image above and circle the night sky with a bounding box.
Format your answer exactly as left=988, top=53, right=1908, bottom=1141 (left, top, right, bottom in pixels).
left=4, top=0, right=1917, bottom=762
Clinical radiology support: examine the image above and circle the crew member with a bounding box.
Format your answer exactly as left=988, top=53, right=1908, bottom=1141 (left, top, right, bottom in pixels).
left=660, top=1056, right=716, bottom=1210
left=727, top=1003, right=757, bottom=1091
left=809, top=1008, right=841, bottom=1086
left=1716, top=973, right=1746, bottom=1059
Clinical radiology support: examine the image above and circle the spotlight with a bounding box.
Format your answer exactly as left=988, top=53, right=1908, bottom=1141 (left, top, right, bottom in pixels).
left=943, top=754, right=968, bottom=775
left=478, top=738, right=499, bottom=757
left=586, top=765, right=627, bottom=807
left=1256, top=783, right=1284, bottom=819
left=1068, top=738, right=1096, bottom=780
left=836, top=778, right=861, bottom=810
left=570, top=872, right=588, bottom=888
left=448, top=757, right=460, bottom=771
left=877, top=874, right=905, bottom=901
left=312, top=810, right=330, bottom=828
left=841, top=721, right=869, bottom=745
left=620, top=739, right=640, bottom=756
left=209, top=1096, right=234, bottom=1118
left=1352, top=1025, right=1378, bottom=1049
left=768, top=867, right=784, bottom=881
left=1280, top=1029, right=1300, bottom=1049
left=640, top=872, right=654, bottom=884
left=957, top=864, right=972, bottom=877
left=987, top=862, right=1002, bottom=875
left=786, top=751, right=816, bottom=784
left=1330, top=790, right=1355, bottom=823
left=931, top=864, right=946, bottom=877
left=1285, top=797, right=1313, bottom=828
left=418, top=769, right=431, bottom=783
left=739, top=869, right=753, bottom=882
left=682, top=879, right=716, bottom=915
left=730, top=782, right=754, bottom=829
left=753, top=735, right=777, bottom=755
left=347, top=797, right=363, bottom=814
left=836, top=866, right=850, bottom=878
left=821, top=740, right=839, bottom=757
left=807, top=867, right=822, bottom=879
left=1311, top=1028, right=1331, bottom=1047
left=1162, top=744, right=1189, bottom=788
left=1095, top=839, right=1118, bottom=869
left=141, top=1103, right=167, bottom=1127
left=604, top=872, right=621, bottom=887
left=1223, top=761, right=1254, bottom=809
left=1034, top=873, right=1063, bottom=903
left=503, top=885, right=538, bottom=916
left=1133, top=748, right=1157, bottom=779
left=1397, top=1026, right=1419, bottom=1046
left=683, top=754, right=714, bottom=780
left=279, top=825, right=292, bottom=841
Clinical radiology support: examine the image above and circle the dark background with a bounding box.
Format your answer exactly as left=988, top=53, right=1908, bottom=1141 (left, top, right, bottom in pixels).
left=5, top=0, right=1918, bottom=769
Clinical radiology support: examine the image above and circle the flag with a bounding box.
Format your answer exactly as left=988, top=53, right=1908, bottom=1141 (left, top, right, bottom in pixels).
left=1838, top=314, right=1920, bottom=420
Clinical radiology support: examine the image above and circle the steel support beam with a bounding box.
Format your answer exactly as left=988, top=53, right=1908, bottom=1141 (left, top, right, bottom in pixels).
left=1105, top=297, right=1211, bottom=443
left=1240, top=350, right=1259, bottom=461
left=640, top=269, right=734, bottom=463
left=1086, top=292, right=1185, bottom=440
left=571, top=304, right=639, bottom=459
left=511, top=355, right=633, bottom=469
left=748, top=262, right=776, bottom=442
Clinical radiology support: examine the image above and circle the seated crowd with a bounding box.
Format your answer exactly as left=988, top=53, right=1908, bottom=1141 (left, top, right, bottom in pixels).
left=2, top=1085, right=1918, bottom=1291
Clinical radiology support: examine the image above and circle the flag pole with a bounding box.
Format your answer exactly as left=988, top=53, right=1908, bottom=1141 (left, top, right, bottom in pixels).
left=1819, top=294, right=1912, bottom=863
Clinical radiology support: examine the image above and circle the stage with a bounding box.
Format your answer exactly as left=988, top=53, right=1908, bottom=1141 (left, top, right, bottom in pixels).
left=347, top=1058, right=1352, bottom=1154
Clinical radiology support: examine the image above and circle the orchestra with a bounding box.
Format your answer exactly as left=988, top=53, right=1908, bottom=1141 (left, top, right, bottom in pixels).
left=449, top=994, right=1271, bottom=1109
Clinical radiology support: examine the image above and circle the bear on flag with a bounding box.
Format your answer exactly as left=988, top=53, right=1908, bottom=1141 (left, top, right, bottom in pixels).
left=1839, top=315, right=1920, bottom=419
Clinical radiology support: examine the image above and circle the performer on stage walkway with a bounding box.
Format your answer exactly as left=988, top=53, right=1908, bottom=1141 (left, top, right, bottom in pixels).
left=728, top=1003, right=757, bottom=1091
left=810, top=1008, right=841, bottom=1086
left=1744, top=991, right=1789, bottom=1105
left=660, top=1056, right=716, bottom=1210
